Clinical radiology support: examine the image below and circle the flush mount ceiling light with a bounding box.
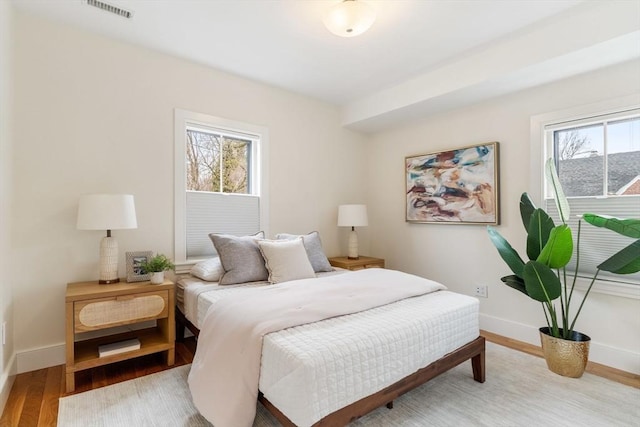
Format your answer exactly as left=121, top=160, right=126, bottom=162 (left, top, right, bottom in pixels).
left=323, top=0, right=376, bottom=38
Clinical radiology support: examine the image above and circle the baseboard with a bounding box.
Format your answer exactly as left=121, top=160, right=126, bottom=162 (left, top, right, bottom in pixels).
left=17, top=343, right=65, bottom=374
left=0, top=353, right=17, bottom=416
left=480, top=313, right=640, bottom=375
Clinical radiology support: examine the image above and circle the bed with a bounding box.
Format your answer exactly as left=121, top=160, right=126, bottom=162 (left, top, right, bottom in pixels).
left=176, top=265, right=485, bottom=426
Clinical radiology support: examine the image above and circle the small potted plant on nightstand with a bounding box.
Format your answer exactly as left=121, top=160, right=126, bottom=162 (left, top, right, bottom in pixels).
left=140, top=254, right=175, bottom=284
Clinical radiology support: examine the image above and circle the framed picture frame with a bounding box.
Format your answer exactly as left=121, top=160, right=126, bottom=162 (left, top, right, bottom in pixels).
left=405, top=142, right=499, bottom=225
left=126, top=251, right=153, bottom=282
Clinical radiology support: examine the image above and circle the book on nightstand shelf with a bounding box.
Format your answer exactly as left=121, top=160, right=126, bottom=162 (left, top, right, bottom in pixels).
left=98, top=338, right=141, bottom=357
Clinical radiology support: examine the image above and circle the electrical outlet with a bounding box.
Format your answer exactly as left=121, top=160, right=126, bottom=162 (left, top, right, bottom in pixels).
left=474, top=285, right=488, bottom=298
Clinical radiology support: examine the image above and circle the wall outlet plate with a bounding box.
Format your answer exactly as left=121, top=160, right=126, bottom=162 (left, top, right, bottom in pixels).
left=474, top=285, right=488, bottom=298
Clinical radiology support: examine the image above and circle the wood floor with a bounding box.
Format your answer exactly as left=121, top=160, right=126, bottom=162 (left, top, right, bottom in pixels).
left=1, top=331, right=638, bottom=426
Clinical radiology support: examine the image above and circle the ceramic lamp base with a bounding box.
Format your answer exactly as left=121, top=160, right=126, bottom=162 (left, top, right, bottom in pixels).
left=99, top=236, right=119, bottom=284
left=347, top=229, right=359, bottom=260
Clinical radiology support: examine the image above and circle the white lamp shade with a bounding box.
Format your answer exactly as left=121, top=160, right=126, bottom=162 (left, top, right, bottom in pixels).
left=338, top=204, right=368, bottom=227
left=324, top=0, right=376, bottom=38
left=77, top=194, right=138, bottom=230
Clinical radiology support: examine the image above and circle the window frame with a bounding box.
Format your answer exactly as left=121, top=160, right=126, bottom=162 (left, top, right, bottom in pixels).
left=529, top=95, right=640, bottom=300
left=174, top=109, right=269, bottom=272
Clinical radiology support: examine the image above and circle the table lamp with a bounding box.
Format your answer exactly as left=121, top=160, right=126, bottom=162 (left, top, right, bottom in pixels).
left=338, top=204, right=368, bottom=259
left=77, top=194, right=138, bottom=284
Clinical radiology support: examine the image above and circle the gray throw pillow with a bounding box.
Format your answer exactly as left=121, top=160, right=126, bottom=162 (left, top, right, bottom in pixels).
left=209, top=232, right=268, bottom=285
left=275, top=231, right=333, bottom=273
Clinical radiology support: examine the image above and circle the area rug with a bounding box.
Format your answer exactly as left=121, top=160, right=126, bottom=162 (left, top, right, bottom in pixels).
left=58, top=342, right=639, bottom=426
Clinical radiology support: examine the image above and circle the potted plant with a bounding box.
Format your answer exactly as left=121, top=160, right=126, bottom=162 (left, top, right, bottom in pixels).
left=140, top=253, right=175, bottom=284
left=487, top=159, right=640, bottom=378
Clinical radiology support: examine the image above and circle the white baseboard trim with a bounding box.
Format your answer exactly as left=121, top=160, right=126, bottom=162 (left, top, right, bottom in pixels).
left=17, top=343, right=65, bottom=374
left=480, top=313, right=640, bottom=375
left=0, top=353, right=17, bottom=416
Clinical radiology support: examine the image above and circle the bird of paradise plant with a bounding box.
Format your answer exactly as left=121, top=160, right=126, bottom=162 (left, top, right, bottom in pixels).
left=487, top=159, right=640, bottom=340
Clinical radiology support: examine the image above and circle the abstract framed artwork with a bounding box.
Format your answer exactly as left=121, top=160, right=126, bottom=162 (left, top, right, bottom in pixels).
left=405, top=142, right=499, bottom=224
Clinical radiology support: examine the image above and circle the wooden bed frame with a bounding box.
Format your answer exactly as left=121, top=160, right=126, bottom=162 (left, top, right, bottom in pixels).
left=176, top=306, right=486, bottom=426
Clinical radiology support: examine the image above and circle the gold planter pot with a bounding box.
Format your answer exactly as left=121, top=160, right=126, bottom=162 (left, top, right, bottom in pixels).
left=539, top=327, right=591, bottom=378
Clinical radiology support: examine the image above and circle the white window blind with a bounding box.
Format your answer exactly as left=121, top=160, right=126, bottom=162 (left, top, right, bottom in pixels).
left=186, top=192, right=260, bottom=258
left=545, top=197, right=640, bottom=284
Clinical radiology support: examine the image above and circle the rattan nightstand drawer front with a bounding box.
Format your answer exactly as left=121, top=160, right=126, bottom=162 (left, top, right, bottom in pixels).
left=74, top=290, right=168, bottom=332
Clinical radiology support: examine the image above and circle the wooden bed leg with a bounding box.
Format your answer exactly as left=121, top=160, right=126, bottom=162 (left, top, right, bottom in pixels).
left=175, top=309, right=186, bottom=342
left=471, top=345, right=486, bottom=383
left=386, top=401, right=393, bottom=409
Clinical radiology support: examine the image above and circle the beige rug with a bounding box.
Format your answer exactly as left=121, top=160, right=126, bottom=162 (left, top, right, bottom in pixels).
left=58, top=342, right=639, bottom=426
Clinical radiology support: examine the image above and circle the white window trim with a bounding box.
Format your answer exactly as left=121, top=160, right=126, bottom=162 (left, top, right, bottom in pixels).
left=530, top=94, right=640, bottom=300
left=174, top=109, right=269, bottom=273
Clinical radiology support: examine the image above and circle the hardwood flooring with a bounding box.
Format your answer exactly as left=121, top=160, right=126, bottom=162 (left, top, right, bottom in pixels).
left=1, top=331, right=638, bottom=426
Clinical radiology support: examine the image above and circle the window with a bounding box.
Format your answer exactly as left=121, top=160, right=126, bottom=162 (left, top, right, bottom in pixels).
left=174, top=110, right=268, bottom=270
left=531, top=97, right=639, bottom=297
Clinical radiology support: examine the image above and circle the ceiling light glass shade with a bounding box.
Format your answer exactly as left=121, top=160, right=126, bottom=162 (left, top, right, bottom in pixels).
left=324, top=0, right=376, bottom=38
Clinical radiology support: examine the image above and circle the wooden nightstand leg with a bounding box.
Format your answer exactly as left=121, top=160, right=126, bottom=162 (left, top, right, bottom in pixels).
left=66, top=371, right=75, bottom=393
left=166, top=348, right=175, bottom=366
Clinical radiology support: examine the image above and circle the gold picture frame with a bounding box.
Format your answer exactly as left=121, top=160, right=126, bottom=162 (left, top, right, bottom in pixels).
left=405, top=142, right=500, bottom=224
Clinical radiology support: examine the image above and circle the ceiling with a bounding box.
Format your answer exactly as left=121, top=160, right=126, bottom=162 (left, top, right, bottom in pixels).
left=11, top=0, right=640, bottom=132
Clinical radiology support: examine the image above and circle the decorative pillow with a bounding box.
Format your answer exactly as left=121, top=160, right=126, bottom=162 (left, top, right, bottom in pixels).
left=276, top=231, right=333, bottom=272
left=257, top=238, right=316, bottom=284
left=190, top=257, right=224, bottom=282
left=209, top=231, right=268, bottom=285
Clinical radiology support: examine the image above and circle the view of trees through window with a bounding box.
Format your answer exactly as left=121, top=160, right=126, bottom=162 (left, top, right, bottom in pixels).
left=553, top=116, right=640, bottom=197
left=186, top=128, right=250, bottom=194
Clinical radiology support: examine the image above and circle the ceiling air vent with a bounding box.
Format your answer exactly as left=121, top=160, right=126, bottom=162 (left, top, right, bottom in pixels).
left=85, top=0, right=133, bottom=19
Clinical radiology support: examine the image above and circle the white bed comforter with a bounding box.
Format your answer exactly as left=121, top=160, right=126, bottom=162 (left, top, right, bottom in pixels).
left=188, top=269, right=447, bottom=427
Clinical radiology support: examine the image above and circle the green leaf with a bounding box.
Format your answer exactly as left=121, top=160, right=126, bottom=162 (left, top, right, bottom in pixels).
left=582, top=214, right=640, bottom=239
left=487, top=226, right=526, bottom=278
left=523, top=261, right=562, bottom=303
left=598, top=240, right=640, bottom=274
left=536, top=225, right=573, bottom=269
left=500, top=275, right=527, bottom=296
left=526, top=209, right=555, bottom=261
left=519, top=193, right=536, bottom=233
left=545, top=158, right=570, bottom=224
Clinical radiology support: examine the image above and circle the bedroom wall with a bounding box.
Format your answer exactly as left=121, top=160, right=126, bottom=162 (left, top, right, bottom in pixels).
left=367, top=60, right=640, bottom=374
left=10, top=10, right=369, bottom=371
left=0, top=0, right=16, bottom=412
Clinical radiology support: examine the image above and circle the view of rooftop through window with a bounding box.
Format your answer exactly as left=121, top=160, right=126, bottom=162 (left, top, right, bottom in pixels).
left=185, top=128, right=250, bottom=194
left=553, top=115, right=640, bottom=197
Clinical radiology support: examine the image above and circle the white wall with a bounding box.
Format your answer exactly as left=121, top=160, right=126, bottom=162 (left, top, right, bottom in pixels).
left=10, top=11, right=369, bottom=369
left=367, top=60, right=640, bottom=374
left=0, top=0, right=16, bottom=412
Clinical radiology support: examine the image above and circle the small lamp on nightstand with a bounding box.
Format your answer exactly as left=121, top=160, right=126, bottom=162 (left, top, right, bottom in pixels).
left=338, top=204, right=368, bottom=260
left=77, top=194, right=138, bottom=284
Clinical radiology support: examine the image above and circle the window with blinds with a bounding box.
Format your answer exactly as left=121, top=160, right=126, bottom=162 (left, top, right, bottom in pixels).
left=174, top=109, right=268, bottom=265
left=544, top=109, right=640, bottom=285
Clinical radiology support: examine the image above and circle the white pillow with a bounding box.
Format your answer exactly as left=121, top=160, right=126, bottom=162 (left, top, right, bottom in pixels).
left=190, top=257, right=224, bottom=282
left=257, top=238, right=316, bottom=284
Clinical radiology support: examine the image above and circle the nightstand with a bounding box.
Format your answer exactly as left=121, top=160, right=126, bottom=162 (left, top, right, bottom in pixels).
left=65, top=280, right=175, bottom=393
left=328, top=256, right=385, bottom=270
